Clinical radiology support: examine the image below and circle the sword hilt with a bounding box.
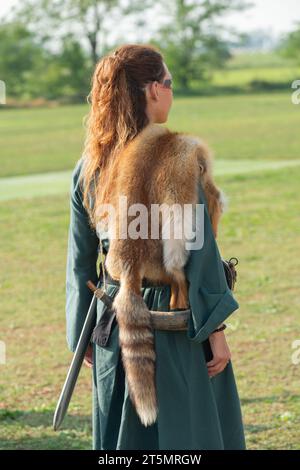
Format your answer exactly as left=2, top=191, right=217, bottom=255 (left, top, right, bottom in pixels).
left=86, top=280, right=113, bottom=308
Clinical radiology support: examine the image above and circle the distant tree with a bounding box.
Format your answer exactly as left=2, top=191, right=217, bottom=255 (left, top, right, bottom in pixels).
left=1, top=0, right=255, bottom=98
left=236, top=29, right=279, bottom=52
left=0, top=21, right=47, bottom=98
left=0, top=21, right=92, bottom=100
left=10, top=0, right=151, bottom=65
left=279, top=23, right=300, bottom=64
left=153, top=0, right=252, bottom=90
left=50, top=33, right=92, bottom=100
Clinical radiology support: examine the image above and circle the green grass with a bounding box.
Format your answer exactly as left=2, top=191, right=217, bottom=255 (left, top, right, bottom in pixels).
left=0, top=89, right=299, bottom=449
left=218, top=167, right=300, bottom=449
left=222, top=52, right=297, bottom=69
left=0, top=166, right=300, bottom=449
left=0, top=104, right=88, bottom=177
left=213, top=66, right=298, bottom=87
left=182, top=52, right=300, bottom=96
left=0, top=92, right=299, bottom=178
left=0, top=193, right=95, bottom=449
left=212, top=51, right=299, bottom=88
left=2, top=159, right=300, bottom=202
left=170, top=93, right=300, bottom=162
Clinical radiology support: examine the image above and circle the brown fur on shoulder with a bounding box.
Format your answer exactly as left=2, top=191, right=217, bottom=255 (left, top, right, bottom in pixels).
left=95, top=123, right=226, bottom=426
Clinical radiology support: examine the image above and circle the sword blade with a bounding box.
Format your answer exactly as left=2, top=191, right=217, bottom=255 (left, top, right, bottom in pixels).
left=53, top=286, right=98, bottom=431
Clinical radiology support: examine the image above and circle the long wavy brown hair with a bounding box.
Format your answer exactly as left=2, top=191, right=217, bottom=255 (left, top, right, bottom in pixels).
left=79, top=43, right=166, bottom=231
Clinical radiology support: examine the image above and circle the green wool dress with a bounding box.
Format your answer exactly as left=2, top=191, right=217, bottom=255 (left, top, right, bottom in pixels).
left=65, top=157, right=247, bottom=450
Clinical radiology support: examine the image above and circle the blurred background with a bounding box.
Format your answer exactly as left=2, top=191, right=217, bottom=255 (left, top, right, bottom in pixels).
left=0, top=0, right=300, bottom=450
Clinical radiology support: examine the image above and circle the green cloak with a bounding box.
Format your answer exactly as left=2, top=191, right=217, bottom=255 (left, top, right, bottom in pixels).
left=65, top=157, right=247, bottom=450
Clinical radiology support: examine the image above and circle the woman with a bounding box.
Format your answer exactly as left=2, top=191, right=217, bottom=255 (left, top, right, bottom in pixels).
left=65, top=44, right=246, bottom=450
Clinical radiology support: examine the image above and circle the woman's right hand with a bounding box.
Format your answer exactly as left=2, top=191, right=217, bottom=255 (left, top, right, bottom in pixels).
left=206, top=330, right=231, bottom=378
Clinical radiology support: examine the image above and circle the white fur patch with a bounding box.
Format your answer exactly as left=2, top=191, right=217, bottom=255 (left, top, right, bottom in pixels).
left=161, top=204, right=193, bottom=272
left=180, top=134, right=203, bottom=148
left=219, top=189, right=229, bottom=213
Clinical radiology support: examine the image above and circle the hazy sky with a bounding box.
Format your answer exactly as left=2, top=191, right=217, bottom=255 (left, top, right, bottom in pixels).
left=1, top=0, right=300, bottom=37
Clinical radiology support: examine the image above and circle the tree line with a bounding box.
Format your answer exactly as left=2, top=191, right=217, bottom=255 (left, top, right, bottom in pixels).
left=0, top=0, right=298, bottom=102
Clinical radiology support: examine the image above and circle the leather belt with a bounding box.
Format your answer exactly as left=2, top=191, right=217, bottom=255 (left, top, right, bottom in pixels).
left=99, top=266, right=172, bottom=289
left=91, top=269, right=190, bottom=349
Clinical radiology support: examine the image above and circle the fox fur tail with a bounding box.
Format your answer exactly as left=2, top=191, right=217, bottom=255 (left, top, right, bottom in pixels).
left=112, top=268, right=158, bottom=427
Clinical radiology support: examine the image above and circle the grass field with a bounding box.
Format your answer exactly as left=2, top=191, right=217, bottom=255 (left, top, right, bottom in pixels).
left=0, top=91, right=300, bottom=449
left=0, top=91, right=299, bottom=178
left=212, top=52, right=299, bottom=89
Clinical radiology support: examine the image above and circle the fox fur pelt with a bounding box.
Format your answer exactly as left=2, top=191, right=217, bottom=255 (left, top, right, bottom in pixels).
left=95, top=123, right=227, bottom=427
